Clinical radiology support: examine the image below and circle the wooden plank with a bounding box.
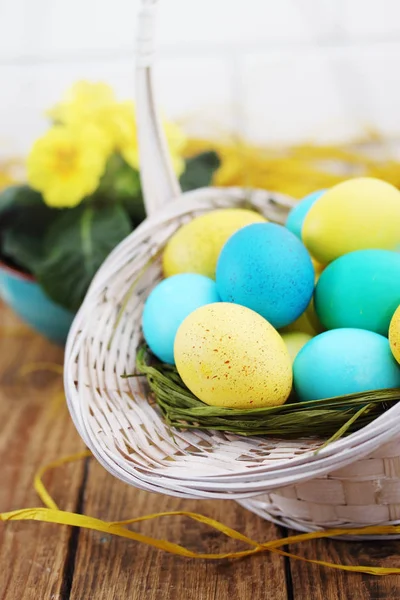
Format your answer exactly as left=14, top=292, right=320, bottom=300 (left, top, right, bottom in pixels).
left=288, top=532, right=400, bottom=599
left=6, top=301, right=400, bottom=599
left=70, top=458, right=289, bottom=600
left=0, top=305, right=86, bottom=600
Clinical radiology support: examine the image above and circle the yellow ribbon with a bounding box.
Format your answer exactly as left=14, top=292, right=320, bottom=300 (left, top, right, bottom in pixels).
left=184, top=133, right=400, bottom=199
left=1, top=450, right=400, bottom=575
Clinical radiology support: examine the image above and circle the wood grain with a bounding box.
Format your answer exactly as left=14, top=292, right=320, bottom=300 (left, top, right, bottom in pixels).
left=288, top=533, right=400, bottom=599
left=3, top=303, right=400, bottom=599
left=0, top=306, right=86, bottom=600
left=69, top=459, right=289, bottom=600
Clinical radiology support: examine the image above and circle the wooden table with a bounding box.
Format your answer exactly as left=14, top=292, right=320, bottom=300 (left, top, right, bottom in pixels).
left=1, top=303, right=400, bottom=600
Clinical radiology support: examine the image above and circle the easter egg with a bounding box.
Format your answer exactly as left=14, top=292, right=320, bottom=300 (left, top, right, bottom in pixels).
left=163, top=208, right=266, bottom=279
left=142, top=273, right=220, bottom=364
left=389, top=306, right=400, bottom=364
left=281, top=332, right=312, bottom=363
left=312, top=258, right=325, bottom=277
left=216, top=223, right=314, bottom=329
left=315, top=250, right=400, bottom=336
left=281, top=297, right=324, bottom=337
left=174, top=303, right=292, bottom=408
left=285, top=189, right=326, bottom=239
left=302, top=178, right=400, bottom=264
left=293, top=328, right=400, bottom=402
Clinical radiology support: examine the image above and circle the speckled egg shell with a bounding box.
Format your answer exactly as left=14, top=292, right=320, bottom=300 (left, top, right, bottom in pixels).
left=216, top=222, right=315, bottom=329
left=163, top=208, right=266, bottom=279
left=174, top=303, right=292, bottom=409
left=315, top=250, right=400, bottom=336
left=293, top=328, right=400, bottom=402
left=389, top=306, right=400, bottom=364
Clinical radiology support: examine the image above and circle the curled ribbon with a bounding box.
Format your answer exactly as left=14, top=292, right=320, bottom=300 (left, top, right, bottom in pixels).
left=1, top=450, right=400, bottom=575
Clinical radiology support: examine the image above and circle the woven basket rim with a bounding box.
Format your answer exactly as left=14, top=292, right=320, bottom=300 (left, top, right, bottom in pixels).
left=64, top=187, right=400, bottom=497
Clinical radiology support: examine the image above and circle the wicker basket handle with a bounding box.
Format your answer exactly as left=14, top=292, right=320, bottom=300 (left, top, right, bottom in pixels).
left=136, top=0, right=182, bottom=217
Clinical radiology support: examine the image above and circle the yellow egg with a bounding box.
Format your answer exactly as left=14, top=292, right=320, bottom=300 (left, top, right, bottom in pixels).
left=281, top=298, right=324, bottom=337
left=311, top=258, right=325, bottom=278
left=303, top=178, right=400, bottom=264
left=389, top=306, right=400, bottom=364
left=174, top=303, right=292, bottom=409
left=281, top=332, right=312, bottom=363
left=163, top=208, right=266, bottom=279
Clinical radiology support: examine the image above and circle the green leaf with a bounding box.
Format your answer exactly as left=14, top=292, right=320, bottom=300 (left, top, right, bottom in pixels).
left=113, top=162, right=142, bottom=199
left=113, top=163, right=146, bottom=224
left=0, top=189, right=59, bottom=273
left=95, top=154, right=146, bottom=225
left=0, top=185, right=44, bottom=223
left=121, top=193, right=146, bottom=225
left=35, top=204, right=132, bottom=312
left=2, top=229, right=44, bottom=273
left=179, top=151, right=221, bottom=192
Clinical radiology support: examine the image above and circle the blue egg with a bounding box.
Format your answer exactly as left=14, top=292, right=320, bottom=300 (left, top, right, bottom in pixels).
left=142, top=274, right=220, bottom=364
left=293, top=328, right=400, bottom=402
left=286, top=190, right=326, bottom=239
left=216, top=223, right=314, bottom=329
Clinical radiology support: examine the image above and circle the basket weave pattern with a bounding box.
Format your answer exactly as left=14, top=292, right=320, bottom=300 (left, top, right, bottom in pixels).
left=241, top=439, right=400, bottom=534
left=64, top=0, right=400, bottom=537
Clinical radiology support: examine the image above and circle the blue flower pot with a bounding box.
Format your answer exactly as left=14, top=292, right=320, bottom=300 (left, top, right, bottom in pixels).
left=0, top=262, right=75, bottom=345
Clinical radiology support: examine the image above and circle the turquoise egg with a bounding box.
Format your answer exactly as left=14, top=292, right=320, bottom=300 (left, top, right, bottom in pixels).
left=142, top=273, right=220, bottom=364
left=285, top=190, right=326, bottom=239
left=315, top=249, right=400, bottom=336
left=216, top=222, right=314, bottom=329
left=293, top=328, right=400, bottom=401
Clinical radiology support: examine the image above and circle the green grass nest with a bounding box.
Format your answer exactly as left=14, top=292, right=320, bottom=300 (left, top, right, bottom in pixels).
left=130, top=347, right=400, bottom=444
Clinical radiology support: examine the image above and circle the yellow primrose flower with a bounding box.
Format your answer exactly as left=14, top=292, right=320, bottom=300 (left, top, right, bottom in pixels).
left=48, top=81, right=116, bottom=125
left=27, top=125, right=109, bottom=208
left=48, top=81, right=187, bottom=175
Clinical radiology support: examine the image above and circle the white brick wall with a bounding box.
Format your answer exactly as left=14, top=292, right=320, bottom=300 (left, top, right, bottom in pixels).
left=1, top=0, right=400, bottom=158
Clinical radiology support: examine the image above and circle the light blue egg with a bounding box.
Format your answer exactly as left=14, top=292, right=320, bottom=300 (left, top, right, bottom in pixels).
left=286, top=190, right=326, bottom=239
left=216, top=222, right=314, bottom=329
left=293, top=328, right=400, bottom=402
left=142, top=273, right=220, bottom=364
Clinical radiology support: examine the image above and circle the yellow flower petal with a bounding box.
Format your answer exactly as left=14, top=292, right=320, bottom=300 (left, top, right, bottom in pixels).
left=46, top=81, right=187, bottom=177
left=48, top=81, right=116, bottom=123
left=120, top=146, right=139, bottom=170
left=27, top=124, right=109, bottom=208
left=42, top=183, right=84, bottom=208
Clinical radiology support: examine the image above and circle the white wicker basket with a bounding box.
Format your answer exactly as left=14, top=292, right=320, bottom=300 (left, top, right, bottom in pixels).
left=64, top=0, right=400, bottom=538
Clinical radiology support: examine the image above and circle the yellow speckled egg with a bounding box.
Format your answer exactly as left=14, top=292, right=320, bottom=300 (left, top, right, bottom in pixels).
left=281, top=332, right=312, bottom=363
left=163, top=208, right=266, bottom=279
left=174, top=303, right=292, bottom=409
left=389, top=306, right=400, bottom=364
left=303, top=178, right=400, bottom=264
